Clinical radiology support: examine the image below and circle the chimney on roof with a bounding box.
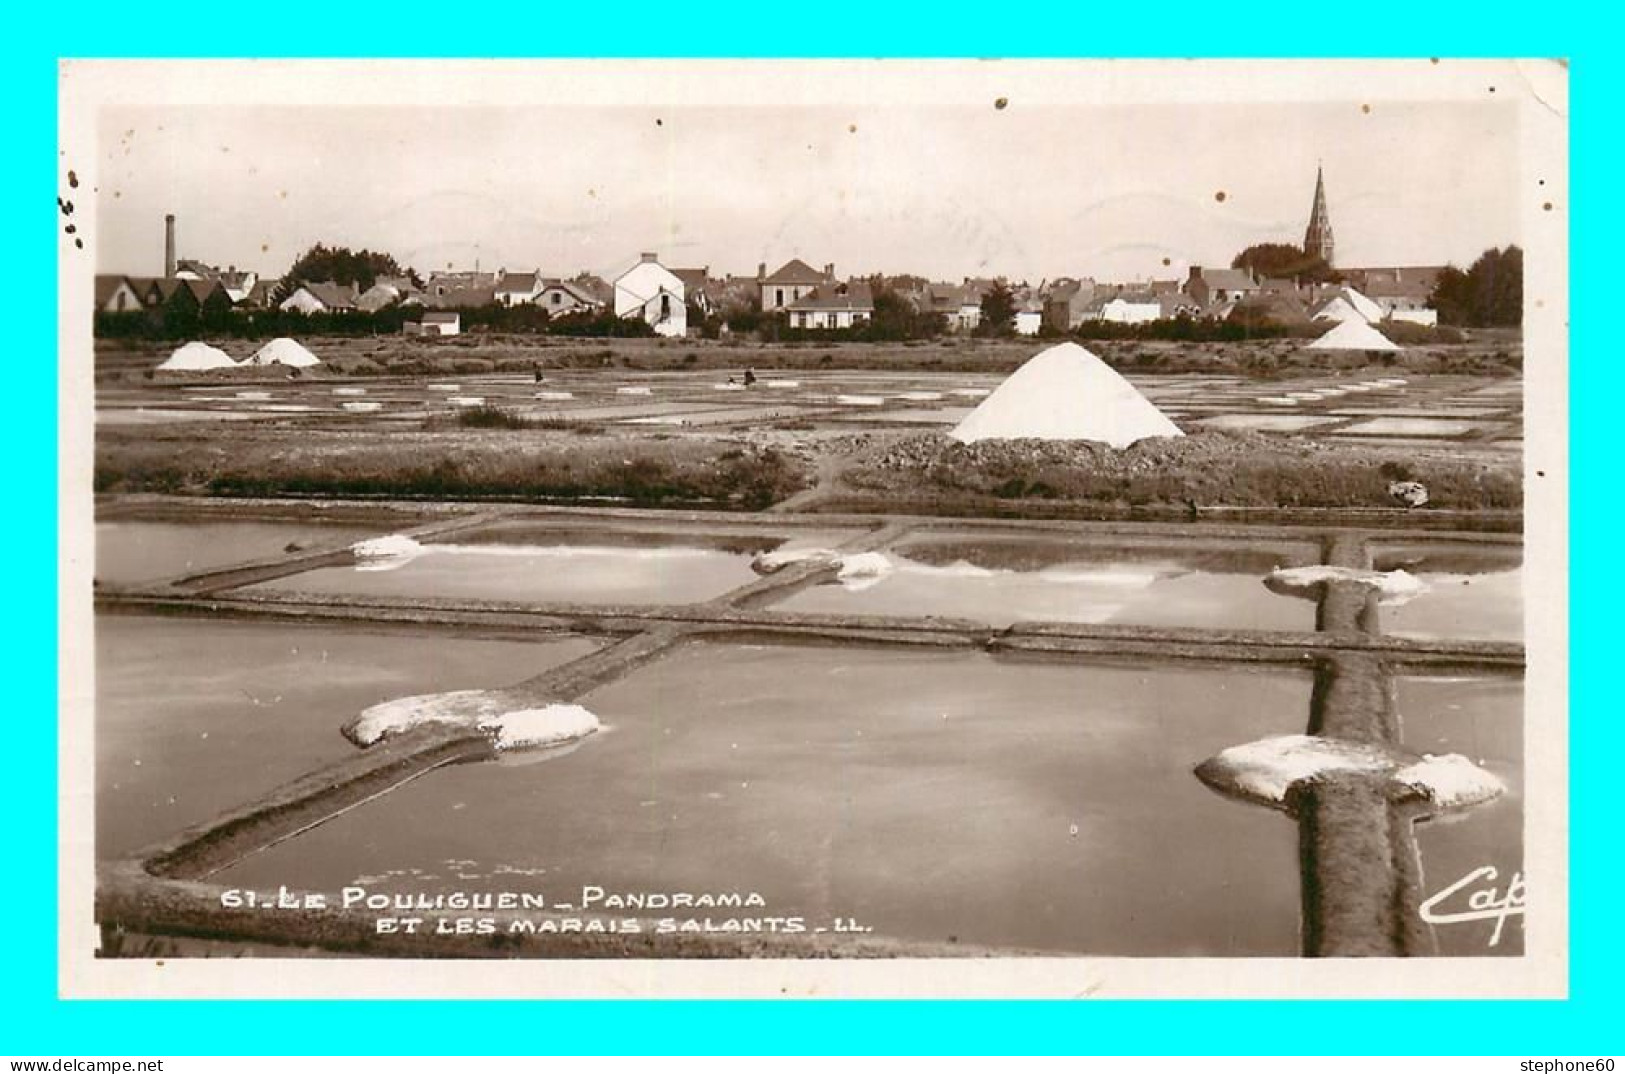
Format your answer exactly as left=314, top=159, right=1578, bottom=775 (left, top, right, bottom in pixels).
left=164, top=214, right=176, bottom=278
left=641, top=252, right=658, bottom=264
left=824, top=263, right=835, bottom=280
left=757, top=262, right=766, bottom=281
left=1188, top=266, right=1203, bottom=281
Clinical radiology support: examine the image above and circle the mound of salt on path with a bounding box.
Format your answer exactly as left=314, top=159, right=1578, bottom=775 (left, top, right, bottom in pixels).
left=1307, top=319, right=1401, bottom=352
left=1196, top=733, right=1503, bottom=815
left=949, top=341, right=1182, bottom=449
left=246, top=337, right=322, bottom=367
left=158, top=341, right=237, bottom=371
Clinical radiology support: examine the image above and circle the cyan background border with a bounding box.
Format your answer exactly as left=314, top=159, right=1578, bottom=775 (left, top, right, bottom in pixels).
left=18, top=10, right=1608, bottom=1054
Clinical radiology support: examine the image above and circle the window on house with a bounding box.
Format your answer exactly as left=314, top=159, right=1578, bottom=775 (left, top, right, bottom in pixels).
left=776, top=288, right=784, bottom=307
left=660, top=294, right=670, bottom=318
left=552, top=292, right=561, bottom=305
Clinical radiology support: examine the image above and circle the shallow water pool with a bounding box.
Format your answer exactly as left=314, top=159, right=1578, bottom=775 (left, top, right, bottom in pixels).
left=216, top=644, right=1312, bottom=956
left=95, top=519, right=389, bottom=585
left=246, top=525, right=861, bottom=607
left=1372, top=543, right=1524, bottom=642
left=95, top=615, right=599, bottom=859
left=774, top=535, right=1320, bottom=631
left=1398, top=674, right=1524, bottom=956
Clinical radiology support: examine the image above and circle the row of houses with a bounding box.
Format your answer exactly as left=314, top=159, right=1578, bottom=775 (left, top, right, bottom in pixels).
left=97, top=251, right=1445, bottom=338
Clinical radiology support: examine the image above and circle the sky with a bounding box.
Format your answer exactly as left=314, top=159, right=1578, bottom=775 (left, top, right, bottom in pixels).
left=94, top=98, right=1520, bottom=285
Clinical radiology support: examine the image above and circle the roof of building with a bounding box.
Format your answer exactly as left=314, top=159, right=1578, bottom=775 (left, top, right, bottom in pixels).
left=423, top=311, right=460, bottom=324
left=495, top=272, right=540, bottom=294
left=670, top=268, right=711, bottom=292
left=1233, top=293, right=1311, bottom=323
left=762, top=259, right=828, bottom=285
left=94, top=274, right=136, bottom=305
left=538, top=279, right=604, bottom=306
left=302, top=281, right=358, bottom=309
left=571, top=274, right=614, bottom=304
left=1344, top=265, right=1445, bottom=296
left=927, top=282, right=986, bottom=309
left=787, top=282, right=875, bottom=312
left=1195, top=268, right=1260, bottom=292
left=426, top=286, right=497, bottom=309
left=1158, top=292, right=1202, bottom=316
left=1045, top=279, right=1093, bottom=304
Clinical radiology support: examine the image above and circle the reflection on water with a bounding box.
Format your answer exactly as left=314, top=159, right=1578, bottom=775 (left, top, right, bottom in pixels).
left=247, top=529, right=858, bottom=606
left=95, top=520, right=386, bottom=585
left=1399, top=675, right=1524, bottom=957
left=217, top=644, right=1312, bottom=956
left=94, top=615, right=598, bottom=858
left=1373, top=544, right=1524, bottom=642
left=775, top=537, right=1319, bottom=630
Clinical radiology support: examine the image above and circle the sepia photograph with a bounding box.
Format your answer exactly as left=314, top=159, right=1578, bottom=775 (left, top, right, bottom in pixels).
left=57, top=58, right=1568, bottom=999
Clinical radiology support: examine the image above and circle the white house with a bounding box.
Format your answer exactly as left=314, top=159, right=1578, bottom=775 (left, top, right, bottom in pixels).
left=1014, top=310, right=1043, bottom=336
left=279, top=281, right=359, bottom=314
left=494, top=270, right=544, bottom=307
left=786, top=283, right=873, bottom=329
left=407, top=311, right=461, bottom=337
left=614, top=253, right=687, bottom=337
left=759, top=259, right=833, bottom=312
left=1099, top=296, right=1162, bottom=325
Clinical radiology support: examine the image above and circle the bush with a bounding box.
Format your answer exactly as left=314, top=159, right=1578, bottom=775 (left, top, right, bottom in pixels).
left=450, top=405, right=532, bottom=429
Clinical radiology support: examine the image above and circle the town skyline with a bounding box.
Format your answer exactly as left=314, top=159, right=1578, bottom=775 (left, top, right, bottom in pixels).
left=93, top=94, right=1520, bottom=287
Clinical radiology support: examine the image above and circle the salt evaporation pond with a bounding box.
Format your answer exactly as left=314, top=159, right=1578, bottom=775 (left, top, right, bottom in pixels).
left=95, top=615, right=599, bottom=858
left=774, top=535, right=1321, bottom=631
left=1371, top=543, right=1523, bottom=642
left=247, top=524, right=860, bottom=606
left=1398, top=674, right=1524, bottom=957
left=96, top=519, right=388, bottom=585
left=216, top=643, right=1310, bottom=956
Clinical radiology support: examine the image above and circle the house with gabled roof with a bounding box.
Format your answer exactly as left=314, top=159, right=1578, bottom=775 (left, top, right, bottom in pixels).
left=94, top=274, right=146, bottom=313
left=494, top=270, right=544, bottom=307
left=280, top=280, right=359, bottom=314
left=669, top=267, right=714, bottom=314
left=534, top=279, right=604, bottom=317
left=614, top=253, right=687, bottom=337
left=923, top=281, right=988, bottom=332
left=1185, top=266, right=1261, bottom=311
left=1097, top=290, right=1163, bottom=325
left=786, top=282, right=874, bottom=330
left=759, top=259, right=834, bottom=313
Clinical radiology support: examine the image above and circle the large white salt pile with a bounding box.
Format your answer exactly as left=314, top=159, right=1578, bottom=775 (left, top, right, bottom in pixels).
left=157, top=341, right=237, bottom=371
left=949, top=341, right=1183, bottom=449
left=245, top=337, right=322, bottom=367
left=1307, top=319, right=1401, bottom=352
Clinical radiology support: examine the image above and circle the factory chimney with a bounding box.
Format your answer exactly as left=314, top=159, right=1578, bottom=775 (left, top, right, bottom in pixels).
left=164, top=214, right=177, bottom=278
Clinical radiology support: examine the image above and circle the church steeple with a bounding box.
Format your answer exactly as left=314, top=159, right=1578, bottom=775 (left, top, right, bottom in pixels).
left=1303, top=164, right=1335, bottom=266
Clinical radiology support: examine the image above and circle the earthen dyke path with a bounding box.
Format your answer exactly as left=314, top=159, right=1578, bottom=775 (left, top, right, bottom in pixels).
left=93, top=494, right=1524, bottom=958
